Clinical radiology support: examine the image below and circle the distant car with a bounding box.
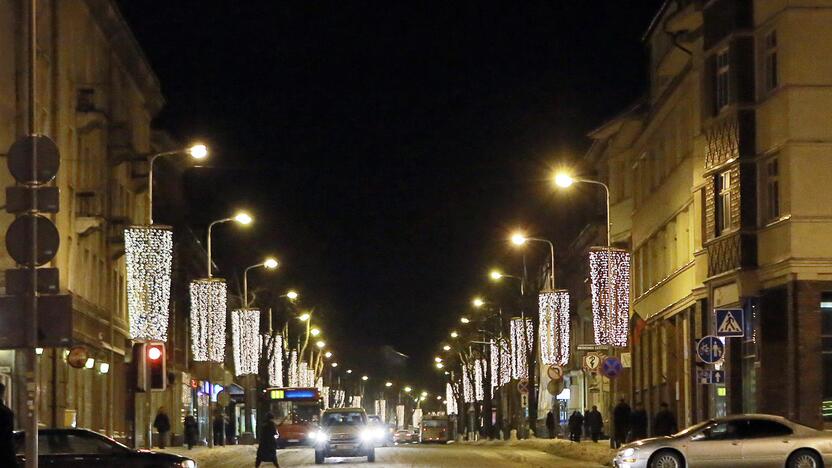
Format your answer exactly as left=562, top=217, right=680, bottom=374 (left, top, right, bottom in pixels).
left=393, top=428, right=418, bottom=444
left=367, top=415, right=393, bottom=447
left=309, top=407, right=376, bottom=464
left=613, top=414, right=832, bottom=468
left=13, top=428, right=196, bottom=467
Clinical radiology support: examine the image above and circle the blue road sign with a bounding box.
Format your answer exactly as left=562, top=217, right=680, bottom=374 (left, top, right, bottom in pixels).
left=711, top=370, right=725, bottom=384
left=696, top=335, right=725, bottom=364
left=601, top=356, right=623, bottom=379
left=716, top=308, right=744, bottom=337
left=697, top=369, right=727, bottom=384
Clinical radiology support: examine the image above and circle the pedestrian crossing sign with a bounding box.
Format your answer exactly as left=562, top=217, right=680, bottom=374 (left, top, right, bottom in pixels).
left=715, top=308, right=744, bottom=337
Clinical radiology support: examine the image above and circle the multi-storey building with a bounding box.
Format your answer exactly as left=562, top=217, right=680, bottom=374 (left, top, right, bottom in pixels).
left=588, top=0, right=832, bottom=430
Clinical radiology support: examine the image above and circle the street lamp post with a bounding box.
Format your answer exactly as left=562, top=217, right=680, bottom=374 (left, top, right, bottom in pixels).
left=147, top=144, right=207, bottom=224
left=243, top=258, right=279, bottom=309
left=510, top=233, right=556, bottom=289
left=207, top=212, right=253, bottom=277
left=554, top=174, right=611, bottom=246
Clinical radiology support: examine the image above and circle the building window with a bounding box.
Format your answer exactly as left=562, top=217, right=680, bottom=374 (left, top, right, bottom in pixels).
left=764, top=31, right=778, bottom=92
left=715, top=170, right=733, bottom=236
left=821, top=294, right=832, bottom=422
left=763, top=157, right=780, bottom=222
left=715, top=48, right=730, bottom=111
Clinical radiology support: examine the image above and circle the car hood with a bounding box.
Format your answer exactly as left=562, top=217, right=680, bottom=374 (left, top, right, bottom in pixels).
left=324, top=424, right=363, bottom=436
left=620, top=436, right=672, bottom=450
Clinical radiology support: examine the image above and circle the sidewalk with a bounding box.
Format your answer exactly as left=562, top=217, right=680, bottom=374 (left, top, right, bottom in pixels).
left=465, top=438, right=617, bottom=466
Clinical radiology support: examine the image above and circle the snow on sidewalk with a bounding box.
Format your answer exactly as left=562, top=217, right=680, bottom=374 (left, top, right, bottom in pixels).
left=464, top=438, right=617, bottom=466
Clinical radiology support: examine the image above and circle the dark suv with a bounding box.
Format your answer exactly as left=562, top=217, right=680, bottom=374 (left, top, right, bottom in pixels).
left=309, top=407, right=375, bottom=464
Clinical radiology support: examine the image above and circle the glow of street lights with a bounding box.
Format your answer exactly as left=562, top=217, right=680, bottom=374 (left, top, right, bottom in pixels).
left=298, top=313, right=311, bottom=322
left=286, top=290, right=299, bottom=300
left=489, top=270, right=503, bottom=280
left=331, top=362, right=338, bottom=368
left=421, top=391, right=428, bottom=397
left=324, top=351, right=332, bottom=358
left=187, top=143, right=208, bottom=159
left=472, top=297, right=485, bottom=308
left=310, top=327, right=321, bottom=336
left=315, top=340, right=325, bottom=349
left=442, top=345, right=451, bottom=351
left=460, top=317, right=470, bottom=324
left=347, top=369, right=353, bottom=374
left=450, top=331, right=459, bottom=338
left=385, top=381, right=393, bottom=387
left=263, top=258, right=279, bottom=269
left=510, top=232, right=528, bottom=246
left=361, top=375, right=369, bottom=381
left=435, top=362, right=444, bottom=369
left=436, top=395, right=442, bottom=400
left=234, top=212, right=253, bottom=225
left=404, top=386, right=412, bottom=393
left=554, top=172, right=575, bottom=188
left=434, top=356, right=442, bottom=363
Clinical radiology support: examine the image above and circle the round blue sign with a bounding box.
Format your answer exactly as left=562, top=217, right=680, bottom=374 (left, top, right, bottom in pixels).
left=697, top=335, right=725, bottom=364
left=601, top=356, right=623, bottom=379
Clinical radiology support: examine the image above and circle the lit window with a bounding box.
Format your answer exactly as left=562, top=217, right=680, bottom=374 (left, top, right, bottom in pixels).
left=764, top=31, right=778, bottom=92
left=715, top=170, right=732, bottom=236
left=715, top=49, right=730, bottom=111
left=763, top=158, right=780, bottom=222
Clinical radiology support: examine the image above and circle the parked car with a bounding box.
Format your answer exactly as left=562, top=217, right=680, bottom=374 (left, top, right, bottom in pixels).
left=309, top=407, right=375, bottom=464
left=393, top=427, right=418, bottom=444
left=13, top=428, right=196, bottom=467
left=613, top=414, right=832, bottom=468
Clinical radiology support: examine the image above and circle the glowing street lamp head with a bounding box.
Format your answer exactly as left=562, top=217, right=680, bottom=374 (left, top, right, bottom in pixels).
left=442, top=345, right=451, bottom=351
left=361, top=375, right=369, bottom=381
left=435, top=362, right=444, bottom=369
left=434, top=356, right=443, bottom=363
left=385, top=381, right=393, bottom=387
left=421, top=391, right=428, bottom=397
left=324, top=351, right=332, bottom=358
left=450, top=331, right=459, bottom=339
left=263, top=258, right=279, bottom=269
left=315, top=340, right=325, bottom=349
left=233, top=212, right=253, bottom=225
left=188, top=143, right=208, bottom=159
left=331, top=362, right=338, bottom=368
left=404, top=386, right=412, bottom=393
left=460, top=317, right=470, bottom=324
left=489, top=270, right=503, bottom=281
left=298, top=312, right=311, bottom=322
left=554, top=172, right=575, bottom=188
left=436, top=395, right=442, bottom=400
left=472, top=297, right=485, bottom=308
left=310, top=327, right=321, bottom=336
left=346, top=369, right=353, bottom=374
left=511, top=232, right=528, bottom=246
left=286, top=290, right=299, bottom=300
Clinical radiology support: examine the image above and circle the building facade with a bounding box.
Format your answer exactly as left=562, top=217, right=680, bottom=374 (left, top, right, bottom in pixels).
left=589, top=0, right=832, bottom=430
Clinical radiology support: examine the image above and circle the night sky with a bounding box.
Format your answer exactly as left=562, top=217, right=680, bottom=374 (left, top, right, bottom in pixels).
left=118, top=1, right=663, bottom=392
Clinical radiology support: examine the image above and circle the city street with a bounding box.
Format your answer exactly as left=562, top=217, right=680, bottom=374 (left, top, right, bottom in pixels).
left=163, top=443, right=607, bottom=468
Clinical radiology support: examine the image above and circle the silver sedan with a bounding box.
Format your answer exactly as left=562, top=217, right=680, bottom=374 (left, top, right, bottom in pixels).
left=613, top=414, right=832, bottom=468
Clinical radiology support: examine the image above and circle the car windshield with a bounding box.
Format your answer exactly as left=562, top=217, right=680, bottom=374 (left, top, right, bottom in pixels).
left=322, top=412, right=365, bottom=426
left=674, top=420, right=714, bottom=438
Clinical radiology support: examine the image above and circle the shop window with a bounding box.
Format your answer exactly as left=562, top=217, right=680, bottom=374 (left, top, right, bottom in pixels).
left=715, top=48, right=730, bottom=112
left=764, top=31, right=778, bottom=92
left=821, top=294, right=832, bottom=422
left=715, top=171, right=733, bottom=236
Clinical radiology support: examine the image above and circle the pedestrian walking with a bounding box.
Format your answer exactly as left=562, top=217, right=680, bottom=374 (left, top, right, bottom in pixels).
left=612, top=398, right=631, bottom=448
left=585, top=406, right=603, bottom=443
left=153, top=407, right=171, bottom=449
left=0, top=383, right=15, bottom=468
left=213, top=411, right=225, bottom=446
left=582, top=408, right=591, bottom=440
left=545, top=411, right=556, bottom=439
left=225, top=413, right=236, bottom=445
left=567, top=410, right=584, bottom=443
left=184, top=414, right=198, bottom=449
left=628, top=402, right=648, bottom=442
left=653, top=402, right=678, bottom=437
left=256, top=412, right=280, bottom=467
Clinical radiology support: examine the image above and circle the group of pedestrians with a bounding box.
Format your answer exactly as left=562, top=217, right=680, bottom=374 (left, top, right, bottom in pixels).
left=563, top=398, right=678, bottom=445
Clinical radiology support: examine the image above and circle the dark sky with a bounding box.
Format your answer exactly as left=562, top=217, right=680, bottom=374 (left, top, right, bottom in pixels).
left=119, top=1, right=663, bottom=393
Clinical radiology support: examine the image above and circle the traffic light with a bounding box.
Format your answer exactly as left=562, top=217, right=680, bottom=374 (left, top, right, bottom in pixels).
left=147, top=343, right=166, bottom=391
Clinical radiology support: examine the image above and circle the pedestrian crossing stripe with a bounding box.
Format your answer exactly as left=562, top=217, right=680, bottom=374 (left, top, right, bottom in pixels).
left=717, top=310, right=743, bottom=335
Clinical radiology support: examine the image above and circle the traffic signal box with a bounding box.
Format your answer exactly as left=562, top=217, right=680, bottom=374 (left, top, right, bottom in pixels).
left=135, top=342, right=167, bottom=392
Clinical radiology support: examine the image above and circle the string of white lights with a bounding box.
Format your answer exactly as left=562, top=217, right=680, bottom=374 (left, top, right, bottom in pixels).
left=490, top=338, right=511, bottom=389
left=262, top=334, right=284, bottom=386
left=510, top=317, right=533, bottom=379
left=589, top=247, right=631, bottom=347
left=474, top=358, right=485, bottom=401
left=539, top=290, right=570, bottom=366
left=288, top=350, right=299, bottom=387
left=190, top=278, right=227, bottom=362
left=232, top=308, right=260, bottom=376
left=125, top=225, right=173, bottom=342
left=462, top=362, right=475, bottom=403
left=445, top=382, right=458, bottom=415
left=375, top=399, right=387, bottom=422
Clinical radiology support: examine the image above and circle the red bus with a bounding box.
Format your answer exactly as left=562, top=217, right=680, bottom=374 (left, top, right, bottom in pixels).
left=266, top=387, right=323, bottom=447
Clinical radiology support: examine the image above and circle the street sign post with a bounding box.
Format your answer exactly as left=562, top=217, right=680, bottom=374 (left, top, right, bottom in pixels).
left=601, top=356, right=623, bottom=379
left=715, top=308, right=744, bottom=337
left=696, top=369, right=726, bottom=384
left=696, top=336, right=725, bottom=364
left=547, top=365, right=564, bottom=380
left=583, top=353, right=602, bottom=373
left=517, top=378, right=529, bottom=395
left=546, top=379, right=564, bottom=396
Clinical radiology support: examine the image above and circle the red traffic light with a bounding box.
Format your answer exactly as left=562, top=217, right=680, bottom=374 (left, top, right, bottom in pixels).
left=147, top=346, right=163, bottom=361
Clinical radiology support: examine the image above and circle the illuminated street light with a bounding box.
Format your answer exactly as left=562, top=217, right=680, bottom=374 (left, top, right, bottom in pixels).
left=442, top=345, right=451, bottom=351
left=510, top=232, right=528, bottom=246
left=147, top=143, right=209, bottom=224
left=435, top=362, right=444, bottom=369
left=460, top=317, right=470, bottom=324
left=404, top=386, right=412, bottom=393
left=346, top=369, right=353, bottom=374
left=421, top=391, right=428, bottom=397
left=316, top=340, right=326, bottom=349
left=450, top=331, right=459, bottom=339
left=243, top=257, right=279, bottom=309
left=361, top=375, right=369, bottom=381
left=554, top=173, right=574, bottom=188
left=298, top=313, right=311, bottom=322
left=436, top=395, right=442, bottom=400
left=206, top=212, right=254, bottom=277
left=234, top=212, right=253, bottom=225
left=472, top=297, right=485, bottom=308
left=286, top=290, right=299, bottom=301
left=434, top=357, right=443, bottom=363
left=310, top=327, right=321, bottom=337
left=324, top=351, right=332, bottom=358
left=385, top=381, right=393, bottom=387
left=553, top=172, right=611, bottom=246
left=331, top=362, right=338, bottom=368
left=489, top=270, right=503, bottom=280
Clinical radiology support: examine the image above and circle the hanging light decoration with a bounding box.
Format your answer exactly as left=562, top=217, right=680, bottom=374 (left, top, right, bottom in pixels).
left=375, top=400, right=387, bottom=422
left=490, top=339, right=511, bottom=389
left=539, top=290, right=571, bottom=366
left=262, top=334, right=284, bottom=387
left=231, top=309, right=260, bottom=376
left=474, top=358, right=485, bottom=401
left=352, top=395, right=362, bottom=408
left=322, top=386, right=330, bottom=409
left=190, top=278, right=227, bottom=362
left=124, top=225, right=173, bottom=341
left=288, top=350, right=299, bottom=387
left=445, top=383, right=458, bottom=415
left=299, top=361, right=309, bottom=386
left=510, top=317, right=533, bottom=379
left=307, top=368, right=316, bottom=388
left=589, top=246, right=631, bottom=347
left=462, top=363, right=475, bottom=403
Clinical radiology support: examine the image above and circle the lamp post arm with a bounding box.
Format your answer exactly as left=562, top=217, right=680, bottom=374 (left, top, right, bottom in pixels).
left=242, top=263, right=263, bottom=309
left=206, top=217, right=233, bottom=277
left=530, top=237, right=556, bottom=290
left=577, top=178, right=612, bottom=246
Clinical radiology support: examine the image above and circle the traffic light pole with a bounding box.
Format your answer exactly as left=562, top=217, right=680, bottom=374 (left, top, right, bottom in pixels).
left=25, top=0, right=39, bottom=466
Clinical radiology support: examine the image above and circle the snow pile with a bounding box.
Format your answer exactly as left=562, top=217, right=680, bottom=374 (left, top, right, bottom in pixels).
left=464, top=438, right=616, bottom=466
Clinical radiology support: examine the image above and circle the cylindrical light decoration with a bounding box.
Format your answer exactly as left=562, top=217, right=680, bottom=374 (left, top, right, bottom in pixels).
left=539, top=290, right=570, bottom=366
left=231, top=309, right=260, bottom=376
left=307, top=369, right=316, bottom=388
left=375, top=400, right=387, bottom=422
left=190, top=278, right=227, bottom=362
left=288, top=350, right=299, bottom=387
left=352, top=395, right=362, bottom=408
left=474, top=358, right=485, bottom=401
left=589, top=246, right=631, bottom=347
left=262, top=334, right=284, bottom=387
left=510, top=317, right=533, bottom=379
left=322, top=386, right=330, bottom=409
left=125, top=225, right=173, bottom=341
left=462, top=364, right=475, bottom=403
left=490, top=339, right=511, bottom=389
left=299, top=361, right=309, bottom=387
left=445, top=383, right=458, bottom=415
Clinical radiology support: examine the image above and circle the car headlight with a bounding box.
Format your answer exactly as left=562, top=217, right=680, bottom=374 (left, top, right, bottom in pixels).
left=309, top=431, right=328, bottom=441
left=179, top=461, right=196, bottom=468
left=621, top=448, right=636, bottom=457
left=373, top=428, right=385, bottom=439
left=360, top=429, right=374, bottom=441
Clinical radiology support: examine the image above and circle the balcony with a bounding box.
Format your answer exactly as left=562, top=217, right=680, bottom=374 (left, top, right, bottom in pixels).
left=705, top=231, right=756, bottom=277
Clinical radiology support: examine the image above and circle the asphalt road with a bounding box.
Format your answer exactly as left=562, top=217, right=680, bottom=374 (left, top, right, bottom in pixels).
left=164, top=443, right=606, bottom=467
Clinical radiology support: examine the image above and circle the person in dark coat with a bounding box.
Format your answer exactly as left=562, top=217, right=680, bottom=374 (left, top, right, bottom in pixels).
left=213, top=412, right=225, bottom=446
left=0, top=383, right=15, bottom=468
left=545, top=411, right=556, bottom=439
left=567, top=410, right=584, bottom=443
left=653, top=402, right=678, bottom=436
left=583, top=408, right=591, bottom=440
left=628, top=402, right=648, bottom=442
left=585, top=406, right=603, bottom=443
left=183, top=414, right=198, bottom=449
left=256, top=412, right=280, bottom=467
left=225, top=412, right=236, bottom=445
left=612, top=398, right=631, bottom=448
left=153, top=407, right=171, bottom=449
